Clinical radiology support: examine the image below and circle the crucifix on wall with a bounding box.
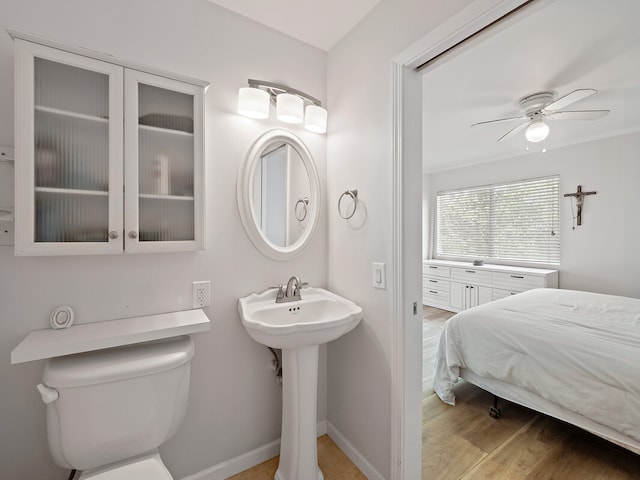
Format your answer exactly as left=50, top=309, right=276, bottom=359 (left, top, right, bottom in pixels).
left=564, top=185, right=596, bottom=228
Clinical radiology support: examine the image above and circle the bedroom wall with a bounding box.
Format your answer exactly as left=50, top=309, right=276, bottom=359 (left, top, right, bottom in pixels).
left=0, top=1, right=328, bottom=478
left=424, top=131, right=640, bottom=298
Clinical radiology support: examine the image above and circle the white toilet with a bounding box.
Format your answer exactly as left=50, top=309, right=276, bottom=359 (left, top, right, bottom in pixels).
left=37, top=335, right=194, bottom=479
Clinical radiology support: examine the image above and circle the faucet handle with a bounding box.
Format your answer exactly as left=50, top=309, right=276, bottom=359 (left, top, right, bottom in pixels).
left=271, top=285, right=285, bottom=300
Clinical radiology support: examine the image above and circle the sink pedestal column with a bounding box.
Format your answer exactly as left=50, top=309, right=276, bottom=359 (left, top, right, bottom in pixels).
left=275, top=344, right=324, bottom=480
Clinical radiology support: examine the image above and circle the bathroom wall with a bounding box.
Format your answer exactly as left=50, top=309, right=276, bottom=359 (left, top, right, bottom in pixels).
left=424, top=131, right=640, bottom=298
left=325, top=0, right=469, bottom=477
left=0, top=1, right=327, bottom=478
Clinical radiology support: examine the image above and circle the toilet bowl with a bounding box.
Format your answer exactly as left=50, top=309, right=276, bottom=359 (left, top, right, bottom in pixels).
left=37, top=335, right=194, bottom=478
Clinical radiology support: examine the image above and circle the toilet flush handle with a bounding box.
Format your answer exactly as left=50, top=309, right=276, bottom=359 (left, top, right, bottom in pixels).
left=37, top=383, right=59, bottom=404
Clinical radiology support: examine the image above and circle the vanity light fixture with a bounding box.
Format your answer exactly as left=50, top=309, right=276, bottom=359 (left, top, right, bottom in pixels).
left=525, top=113, right=550, bottom=143
left=237, top=79, right=327, bottom=134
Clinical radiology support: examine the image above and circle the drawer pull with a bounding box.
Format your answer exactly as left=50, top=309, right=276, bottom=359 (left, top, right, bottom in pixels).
left=429, top=266, right=438, bottom=269
left=510, top=275, right=524, bottom=279
left=429, top=290, right=438, bottom=294
left=429, top=279, right=438, bottom=283
left=465, top=270, right=476, bottom=273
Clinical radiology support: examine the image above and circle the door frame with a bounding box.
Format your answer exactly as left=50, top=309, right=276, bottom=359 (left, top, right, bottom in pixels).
left=389, top=1, right=534, bottom=477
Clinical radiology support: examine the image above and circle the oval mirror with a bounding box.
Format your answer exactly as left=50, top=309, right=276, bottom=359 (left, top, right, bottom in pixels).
left=237, top=129, right=321, bottom=260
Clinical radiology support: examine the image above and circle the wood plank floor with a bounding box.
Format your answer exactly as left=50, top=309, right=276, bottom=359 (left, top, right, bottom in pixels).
left=226, top=435, right=365, bottom=480
left=423, top=381, right=640, bottom=479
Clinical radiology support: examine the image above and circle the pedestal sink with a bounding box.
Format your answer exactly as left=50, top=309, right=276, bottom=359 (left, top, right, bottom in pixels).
left=238, top=287, right=363, bottom=480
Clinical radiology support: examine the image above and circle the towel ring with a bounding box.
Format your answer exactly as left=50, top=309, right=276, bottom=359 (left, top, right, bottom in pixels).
left=295, top=197, right=309, bottom=222
left=338, top=189, right=358, bottom=220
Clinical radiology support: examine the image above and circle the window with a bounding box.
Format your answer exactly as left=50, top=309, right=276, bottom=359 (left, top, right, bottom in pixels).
left=435, top=176, right=560, bottom=265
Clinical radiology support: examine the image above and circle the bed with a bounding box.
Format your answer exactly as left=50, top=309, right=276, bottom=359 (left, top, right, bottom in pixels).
left=433, top=288, right=640, bottom=455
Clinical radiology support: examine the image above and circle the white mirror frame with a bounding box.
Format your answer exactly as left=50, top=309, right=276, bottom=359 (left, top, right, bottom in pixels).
left=237, top=129, right=321, bottom=260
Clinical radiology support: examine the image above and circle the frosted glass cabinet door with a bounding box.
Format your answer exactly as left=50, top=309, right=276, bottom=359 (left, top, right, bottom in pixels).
left=124, top=70, right=204, bottom=253
left=14, top=40, right=124, bottom=255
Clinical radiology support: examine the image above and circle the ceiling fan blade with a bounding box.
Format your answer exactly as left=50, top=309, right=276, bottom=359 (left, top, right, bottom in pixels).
left=545, top=109, right=610, bottom=120
left=543, top=89, right=597, bottom=112
left=497, top=121, right=529, bottom=142
left=471, top=116, right=526, bottom=127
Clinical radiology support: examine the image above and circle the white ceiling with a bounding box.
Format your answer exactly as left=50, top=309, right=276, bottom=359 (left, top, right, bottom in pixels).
left=421, top=0, right=640, bottom=172
left=205, top=0, right=640, bottom=173
left=206, top=0, right=381, bottom=51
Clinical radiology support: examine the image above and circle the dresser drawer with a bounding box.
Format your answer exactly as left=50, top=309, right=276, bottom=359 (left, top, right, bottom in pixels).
left=493, top=272, right=545, bottom=292
left=451, top=267, right=493, bottom=286
left=423, top=277, right=450, bottom=292
left=492, top=288, right=520, bottom=300
left=423, top=288, right=450, bottom=304
left=424, top=264, right=450, bottom=278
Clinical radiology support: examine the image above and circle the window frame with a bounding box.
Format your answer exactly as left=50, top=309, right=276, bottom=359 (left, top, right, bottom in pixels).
left=433, top=175, right=561, bottom=267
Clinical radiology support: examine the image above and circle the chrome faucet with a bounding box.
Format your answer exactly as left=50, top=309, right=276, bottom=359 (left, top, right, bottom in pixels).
left=286, top=276, right=301, bottom=299
left=275, top=276, right=307, bottom=303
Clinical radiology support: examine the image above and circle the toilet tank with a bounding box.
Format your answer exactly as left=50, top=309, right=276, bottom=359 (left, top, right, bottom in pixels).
left=41, top=335, right=194, bottom=471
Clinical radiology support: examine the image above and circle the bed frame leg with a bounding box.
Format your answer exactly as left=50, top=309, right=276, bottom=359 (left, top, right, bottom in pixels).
left=489, top=395, right=501, bottom=419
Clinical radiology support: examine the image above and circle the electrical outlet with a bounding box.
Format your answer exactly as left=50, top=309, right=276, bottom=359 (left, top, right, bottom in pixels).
left=192, top=281, right=210, bottom=308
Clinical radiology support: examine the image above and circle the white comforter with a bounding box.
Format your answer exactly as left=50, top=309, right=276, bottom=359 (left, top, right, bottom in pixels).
left=433, top=288, right=640, bottom=443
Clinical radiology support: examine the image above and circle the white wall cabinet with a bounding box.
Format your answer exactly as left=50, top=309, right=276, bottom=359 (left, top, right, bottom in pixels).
left=423, top=260, right=558, bottom=312
left=12, top=33, right=207, bottom=255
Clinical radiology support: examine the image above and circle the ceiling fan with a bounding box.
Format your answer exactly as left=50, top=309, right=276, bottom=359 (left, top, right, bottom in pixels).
left=471, top=89, right=610, bottom=143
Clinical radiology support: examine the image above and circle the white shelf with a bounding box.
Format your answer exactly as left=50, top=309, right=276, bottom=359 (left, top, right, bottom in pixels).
left=11, top=308, right=210, bottom=364
left=35, top=105, right=108, bottom=124
left=139, top=124, right=193, bottom=137
left=139, top=193, right=195, bottom=201
left=35, top=187, right=109, bottom=196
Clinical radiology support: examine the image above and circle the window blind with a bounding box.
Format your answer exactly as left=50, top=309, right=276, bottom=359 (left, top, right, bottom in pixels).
left=436, top=176, right=560, bottom=265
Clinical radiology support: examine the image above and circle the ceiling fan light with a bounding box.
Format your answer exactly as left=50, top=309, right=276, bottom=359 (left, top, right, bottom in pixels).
left=276, top=93, right=304, bottom=124
left=525, top=121, right=550, bottom=143
left=304, top=105, right=327, bottom=133
left=238, top=87, right=270, bottom=119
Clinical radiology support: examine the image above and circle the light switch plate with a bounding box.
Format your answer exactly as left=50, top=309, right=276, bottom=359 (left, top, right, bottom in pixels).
left=372, top=262, right=386, bottom=289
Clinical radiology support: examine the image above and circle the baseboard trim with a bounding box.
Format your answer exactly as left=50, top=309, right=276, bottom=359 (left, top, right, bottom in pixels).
left=181, top=421, right=328, bottom=480
left=326, top=422, right=385, bottom=480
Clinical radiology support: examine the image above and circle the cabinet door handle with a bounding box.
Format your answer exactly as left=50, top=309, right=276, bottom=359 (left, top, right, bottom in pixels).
left=108, top=231, right=119, bottom=239
left=128, top=231, right=138, bottom=239
left=510, top=275, right=524, bottom=279
left=465, top=270, right=476, bottom=273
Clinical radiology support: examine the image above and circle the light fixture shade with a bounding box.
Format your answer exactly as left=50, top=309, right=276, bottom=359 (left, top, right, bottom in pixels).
left=276, top=93, right=304, bottom=124
left=304, top=105, right=327, bottom=134
left=238, top=87, right=270, bottom=119
left=525, top=121, right=550, bottom=143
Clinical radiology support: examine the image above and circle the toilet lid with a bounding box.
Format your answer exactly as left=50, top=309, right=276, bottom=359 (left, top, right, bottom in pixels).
left=79, top=452, right=173, bottom=480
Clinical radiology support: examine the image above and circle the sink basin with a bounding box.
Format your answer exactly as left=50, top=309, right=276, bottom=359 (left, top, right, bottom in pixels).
left=238, top=287, right=362, bottom=349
